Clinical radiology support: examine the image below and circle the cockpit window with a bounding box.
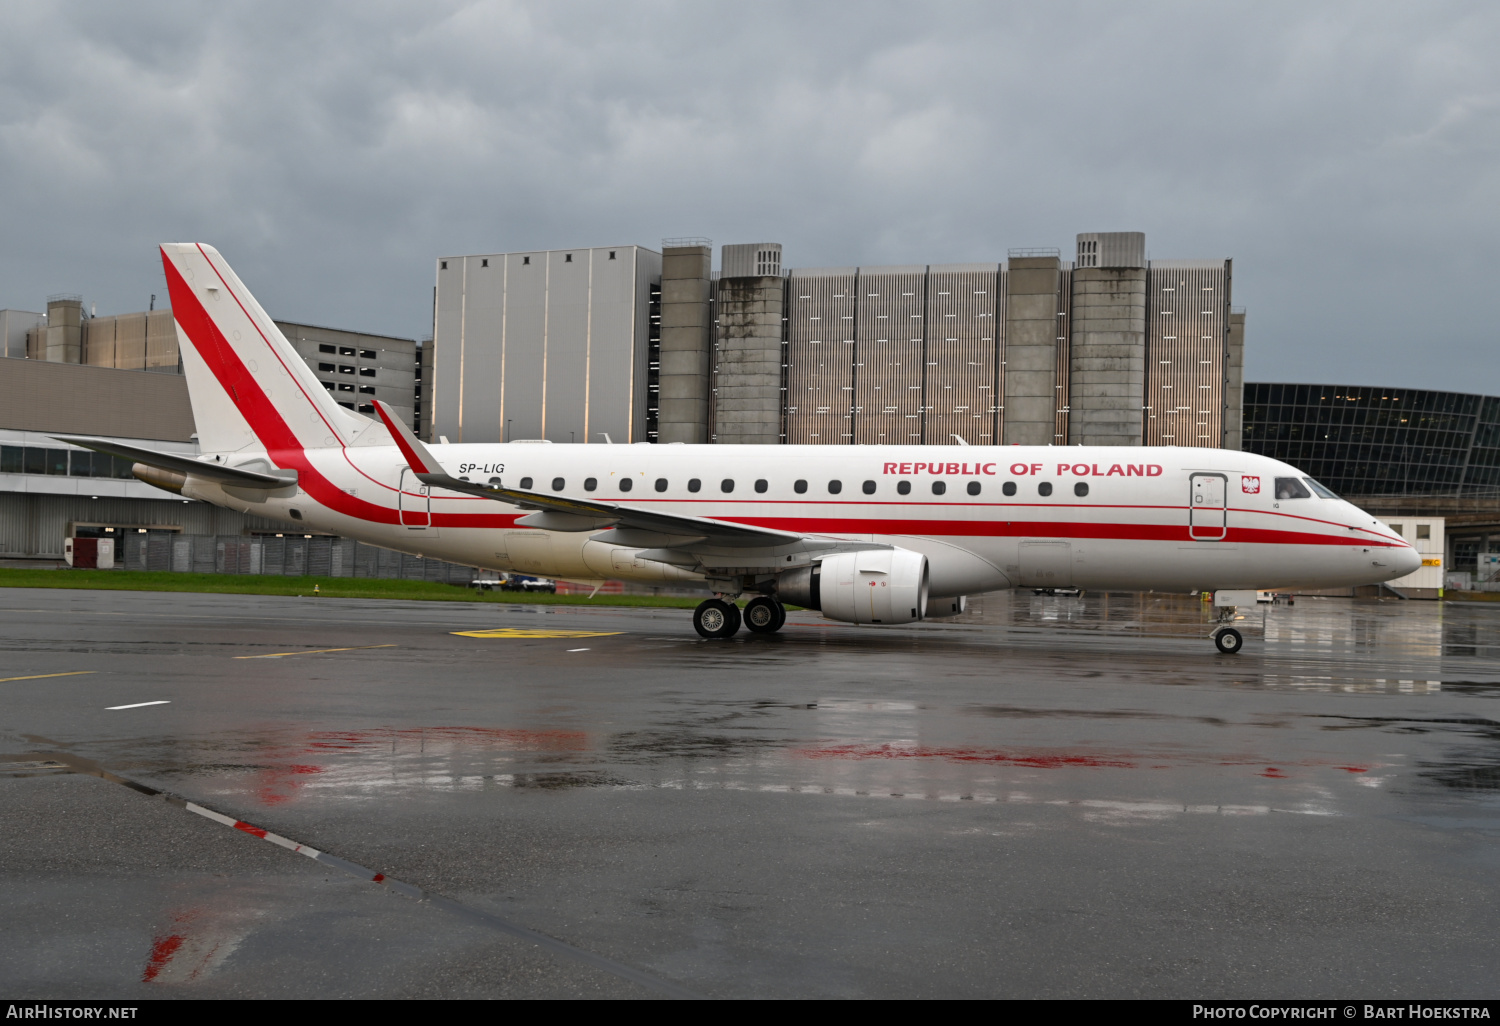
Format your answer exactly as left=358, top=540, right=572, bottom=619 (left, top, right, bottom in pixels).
left=1303, top=477, right=1339, bottom=499
left=1274, top=477, right=1311, bottom=499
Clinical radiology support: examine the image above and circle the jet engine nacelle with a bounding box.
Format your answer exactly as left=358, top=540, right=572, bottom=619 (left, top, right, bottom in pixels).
left=777, top=548, right=929, bottom=625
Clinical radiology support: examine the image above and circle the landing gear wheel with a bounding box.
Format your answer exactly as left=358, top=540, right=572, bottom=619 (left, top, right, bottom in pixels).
left=1214, top=627, right=1244, bottom=654
left=693, top=598, right=742, bottom=639
left=743, top=596, right=786, bottom=634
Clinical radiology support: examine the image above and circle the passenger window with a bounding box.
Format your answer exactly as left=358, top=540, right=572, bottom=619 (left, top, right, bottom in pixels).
left=966, top=481, right=980, bottom=496
left=1274, top=478, right=1310, bottom=499
left=794, top=479, right=808, bottom=494
left=1002, top=481, right=1016, bottom=496
left=619, top=477, right=633, bottom=492
left=584, top=477, right=597, bottom=491
left=896, top=480, right=911, bottom=495
left=828, top=480, right=842, bottom=494
left=655, top=478, right=668, bottom=492
left=755, top=479, right=768, bottom=493
left=551, top=477, right=565, bottom=491
left=721, top=479, right=734, bottom=493
left=688, top=478, right=701, bottom=493
left=519, top=477, right=533, bottom=489
left=931, top=481, right=946, bottom=496
left=1074, top=482, right=1089, bottom=497
left=862, top=480, right=876, bottom=494
left=1038, top=482, right=1053, bottom=497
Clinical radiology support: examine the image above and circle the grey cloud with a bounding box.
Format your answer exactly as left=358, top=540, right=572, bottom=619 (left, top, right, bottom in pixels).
left=1, top=0, right=1497, bottom=391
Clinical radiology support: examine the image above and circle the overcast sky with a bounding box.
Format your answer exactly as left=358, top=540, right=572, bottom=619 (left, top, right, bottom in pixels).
left=2, top=1, right=1497, bottom=392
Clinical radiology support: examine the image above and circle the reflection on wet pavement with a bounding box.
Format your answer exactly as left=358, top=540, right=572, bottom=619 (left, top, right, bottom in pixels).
left=3, top=587, right=1500, bottom=998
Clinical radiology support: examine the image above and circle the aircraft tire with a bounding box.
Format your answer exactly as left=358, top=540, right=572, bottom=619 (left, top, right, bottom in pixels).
left=744, top=596, right=785, bottom=634
left=693, top=598, right=742, bottom=639
left=1214, top=627, right=1244, bottom=654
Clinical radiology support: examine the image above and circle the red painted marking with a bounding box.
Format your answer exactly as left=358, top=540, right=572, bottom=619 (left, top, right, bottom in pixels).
left=795, top=742, right=1137, bottom=769
left=142, top=934, right=184, bottom=982
left=372, top=873, right=385, bottom=882
left=1336, top=765, right=1371, bottom=773
left=234, top=821, right=268, bottom=838
left=1260, top=767, right=1287, bottom=778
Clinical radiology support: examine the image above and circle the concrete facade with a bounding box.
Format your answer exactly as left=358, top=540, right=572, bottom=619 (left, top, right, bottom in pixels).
left=1001, top=256, right=1061, bottom=446
left=656, top=243, right=712, bottom=444
left=83, top=310, right=180, bottom=373
left=431, top=246, right=659, bottom=444
left=0, top=310, right=43, bottom=360
left=40, top=296, right=83, bottom=364
left=711, top=274, right=785, bottom=445
left=280, top=321, right=417, bottom=429
left=0, top=357, right=195, bottom=441
left=1223, top=310, right=1246, bottom=451
left=1068, top=266, right=1148, bottom=446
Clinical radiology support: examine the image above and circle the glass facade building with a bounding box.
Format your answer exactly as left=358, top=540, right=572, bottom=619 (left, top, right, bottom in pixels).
left=1243, top=383, right=1500, bottom=497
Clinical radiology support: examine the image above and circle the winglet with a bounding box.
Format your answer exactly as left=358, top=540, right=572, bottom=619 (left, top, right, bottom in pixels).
left=373, top=401, right=442, bottom=474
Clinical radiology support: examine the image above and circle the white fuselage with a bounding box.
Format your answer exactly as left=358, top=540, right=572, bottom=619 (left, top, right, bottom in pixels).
left=182, top=442, right=1420, bottom=596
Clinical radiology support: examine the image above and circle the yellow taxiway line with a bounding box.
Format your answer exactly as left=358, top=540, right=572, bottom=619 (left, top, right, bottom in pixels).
left=0, top=671, right=97, bottom=683
left=234, top=644, right=398, bottom=660
left=451, top=628, right=624, bottom=640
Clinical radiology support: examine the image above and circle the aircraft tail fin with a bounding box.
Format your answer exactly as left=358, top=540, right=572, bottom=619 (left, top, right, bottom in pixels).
left=159, top=243, right=366, bottom=456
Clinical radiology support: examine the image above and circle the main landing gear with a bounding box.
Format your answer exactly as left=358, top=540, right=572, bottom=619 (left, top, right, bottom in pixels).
left=692, top=596, right=785, bottom=639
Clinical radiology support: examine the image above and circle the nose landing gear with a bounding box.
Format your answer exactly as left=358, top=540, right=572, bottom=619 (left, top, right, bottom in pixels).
left=1213, top=627, right=1244, bottom=654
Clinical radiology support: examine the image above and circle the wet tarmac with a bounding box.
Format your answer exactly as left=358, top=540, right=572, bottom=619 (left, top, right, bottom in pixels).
left=2, top=587, right=1499, bottom=999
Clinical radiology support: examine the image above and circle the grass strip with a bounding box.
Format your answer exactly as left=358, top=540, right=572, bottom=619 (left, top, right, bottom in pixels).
left=0, top=568, right=705, bottom=607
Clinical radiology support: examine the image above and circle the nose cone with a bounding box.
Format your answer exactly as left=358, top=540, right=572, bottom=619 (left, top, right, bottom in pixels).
left=1391, top=544, right=1422, bottom=579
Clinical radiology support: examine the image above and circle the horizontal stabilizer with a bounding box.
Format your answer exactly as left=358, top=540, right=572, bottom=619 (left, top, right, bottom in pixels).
left=53, top=436, right=296, bottom=489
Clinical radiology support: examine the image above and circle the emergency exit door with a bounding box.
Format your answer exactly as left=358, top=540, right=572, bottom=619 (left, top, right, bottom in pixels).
left=1189, top=473, right=1228, bottom=541
left=399, top=468, right=430, bottom=528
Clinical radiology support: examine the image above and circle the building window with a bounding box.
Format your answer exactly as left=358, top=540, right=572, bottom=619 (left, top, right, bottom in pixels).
left=338, top=383, right=354, bottom=392
left=565, top=254, right=573, bottom=263
left=440, top=261, right=447, bottom=270
left=338, top=365, right=355, bottom=374
left=360, top=349, right=376, bottom=359
left=322, top=381, right=335, bottom=391
left=523, top=256, right=530, bottom=265
left=358, top=385, right=375, bottom=394
left=609, top=251, right=617, bottom=260
left=318, top=362, right=335, bottom=372
left=359, top=368, right=375, bottom=377
left=481, top=259, right=488, bottom=268
left=318, top=344, right=336, bottom=354
left=358, top=404, right=374, bottom=413
left=340, top=347, right=355, bottom=356
left=338, top=401, right=354, bottom=409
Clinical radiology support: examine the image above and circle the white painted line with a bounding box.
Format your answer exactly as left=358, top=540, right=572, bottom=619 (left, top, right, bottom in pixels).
left=567, top=648, right=591, bottom=652
left=106, top=700, right=171, bottom=710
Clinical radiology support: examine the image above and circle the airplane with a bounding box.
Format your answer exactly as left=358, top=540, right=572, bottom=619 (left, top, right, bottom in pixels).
left=60, top=244, right=1421, bottom=654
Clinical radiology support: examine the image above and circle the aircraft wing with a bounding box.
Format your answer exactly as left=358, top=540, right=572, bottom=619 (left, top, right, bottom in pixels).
left=51, top=435, right=296, bottom=489
left=371, top=403, right=801, bottom=548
